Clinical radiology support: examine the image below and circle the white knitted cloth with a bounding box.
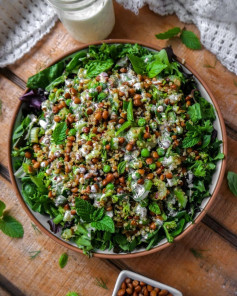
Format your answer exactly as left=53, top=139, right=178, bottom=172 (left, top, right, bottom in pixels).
left=117, top=0, right=237, bottom=75
left=0, top=0, right=236, bottom=75
left=0, top=0, right=57, bottom=68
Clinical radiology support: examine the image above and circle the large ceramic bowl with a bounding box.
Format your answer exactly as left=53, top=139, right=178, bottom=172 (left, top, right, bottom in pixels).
left=8, top=40, right=227, bottom=258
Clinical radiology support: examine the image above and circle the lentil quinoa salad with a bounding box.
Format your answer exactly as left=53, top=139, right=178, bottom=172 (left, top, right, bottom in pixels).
left=12, top=43, right=224, bottom=255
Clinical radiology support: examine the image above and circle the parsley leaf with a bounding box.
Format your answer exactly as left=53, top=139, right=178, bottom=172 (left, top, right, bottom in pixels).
left=0, top=200, right=6, bottom=217
left=91, top=215, right=115, bottom=233
left=52, top=122, right=67, bottom=144
left=59, top=253, right=68, bottom=268
left=0, top=215, right=24, bottom=238
left=180, top=30, right=201, bottom=50
left=117, top=161, right=127, bottom=174
left=128, top=54, right=146, bottom=74
left=155, top=27, right=181, bottom=40
left=227, top=171, right=237, bottom=196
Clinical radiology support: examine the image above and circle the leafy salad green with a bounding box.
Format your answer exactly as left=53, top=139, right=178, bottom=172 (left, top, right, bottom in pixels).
left=12, top=43, right=224, bottom=255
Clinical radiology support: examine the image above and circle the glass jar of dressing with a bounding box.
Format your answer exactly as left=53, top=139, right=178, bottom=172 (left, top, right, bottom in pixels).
left=48, top=0, right=115, bottom=43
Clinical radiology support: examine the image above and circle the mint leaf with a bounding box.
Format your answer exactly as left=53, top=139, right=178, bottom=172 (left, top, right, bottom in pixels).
left=155, top=27, right=181, bottom=40
left=149, top=202, right=161, bottom=215
left=117, top=161, right=126, bottom=175
left=127, top=100, right=134, bottom=121
left=75, top=198, right=94, bottom=222
left=92, top=207, right=104, bottom=221
left=52, top=122, right=67, bottom=144
left=0, top=215, right=24, bottom=238
left=91, top=215, right=115, bottom=233
left=180, top=30, right=201, bottom=50
left=66, top=292, right=80, bottom=296
left=199, top=97, right=216, bottom=121
left=59, top=253, right=68, bottom=268
left=128, top=54, right=145, bottom=74
left=214, top=152, right=225, bottom=160
left=0, top=200, right=6, bottom=217
left=201, top=135, right=211, bottom=149
left=227, top=171, right=237, bottom=196
left=86, top=59, right=114, bottom=78
left=188, top=103, right=202, bottom=122
left=182, top=136, right=201, bottom=148
left=147, top=62, right=167, bottom=78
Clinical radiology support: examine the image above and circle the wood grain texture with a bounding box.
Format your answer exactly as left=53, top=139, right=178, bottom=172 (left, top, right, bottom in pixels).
left=117, top=223, right=237, bottom=296
left=8, top=3, right=237, bottom=130
left=0, top=179, right=119, bottom=296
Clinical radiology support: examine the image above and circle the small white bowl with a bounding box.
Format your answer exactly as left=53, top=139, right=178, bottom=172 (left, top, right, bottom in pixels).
left=112, top=270, right=182, bottom=296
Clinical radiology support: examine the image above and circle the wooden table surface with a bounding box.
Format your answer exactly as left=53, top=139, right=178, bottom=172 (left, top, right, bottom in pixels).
left=0, top=2, right=237, bottom=296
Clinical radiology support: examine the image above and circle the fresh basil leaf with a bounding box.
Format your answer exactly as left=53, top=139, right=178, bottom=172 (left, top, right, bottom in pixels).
left=117, top=161, right=127, bottom=175
left=27, top=61, right=65, bottom=89
left=149, top=202, right=161, bottom=214
left=0, top=215, right=24, bottom=238
left=115, top=121, right=132, bottom=136
left=182, top=136, right=201, bottom=148
left=0, top=200, right=6, bottom=217
left=227, top=171, right=237, bottom=196
left=75, top=198, right=94, bottom=222
left=91, top=215, right=115, bottom=233
left=155, top=27, right=181, bottom=40
left=127, top=100, right=134, bottom=121
left=180, top=30, right=201, bottom=50
left=52, top=122, right=67, bottom=144
left=59, top=253, right=68, bottom=268
left=128, top=54, right=145, bottom=74
left=86, top=59, right=114, bottom=78
left=65, top=50, right=87, bottom=73
left=188, top=103, right=202, bottom=122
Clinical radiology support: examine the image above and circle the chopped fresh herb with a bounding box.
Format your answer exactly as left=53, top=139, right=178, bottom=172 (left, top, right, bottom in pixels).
left=59, top=253, right=68, bottom=268
left=203, top=59, right=217, bottom=69
left=66, top=292, right=80, bottom=296
left=190, top=248, right=208, bottom=258
left=227, top=171, right=237, bottom=197
left=117, top=161, right=127, bottom=174
left=29, top=250, right=41, bottom=259
left=31, top=222, right=42, bottom=235
left=95, top=277, right=108, bottom=290
left=155, top=27, right=201, bottom=50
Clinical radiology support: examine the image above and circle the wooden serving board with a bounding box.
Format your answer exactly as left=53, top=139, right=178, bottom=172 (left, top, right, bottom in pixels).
left=0, top=2, right=237, bottom=296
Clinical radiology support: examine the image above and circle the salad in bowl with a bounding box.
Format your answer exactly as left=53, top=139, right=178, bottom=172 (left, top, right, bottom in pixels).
left=10, top=41, right=226, bottom=257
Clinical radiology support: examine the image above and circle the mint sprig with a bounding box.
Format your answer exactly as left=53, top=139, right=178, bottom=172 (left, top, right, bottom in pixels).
left=52, top=122, right=67, bottom=144
left=155, top=27, right=201, bottom=50
left=75, top=198, right=115, bottom=233
left=0, top=200, right=24, bottom=238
